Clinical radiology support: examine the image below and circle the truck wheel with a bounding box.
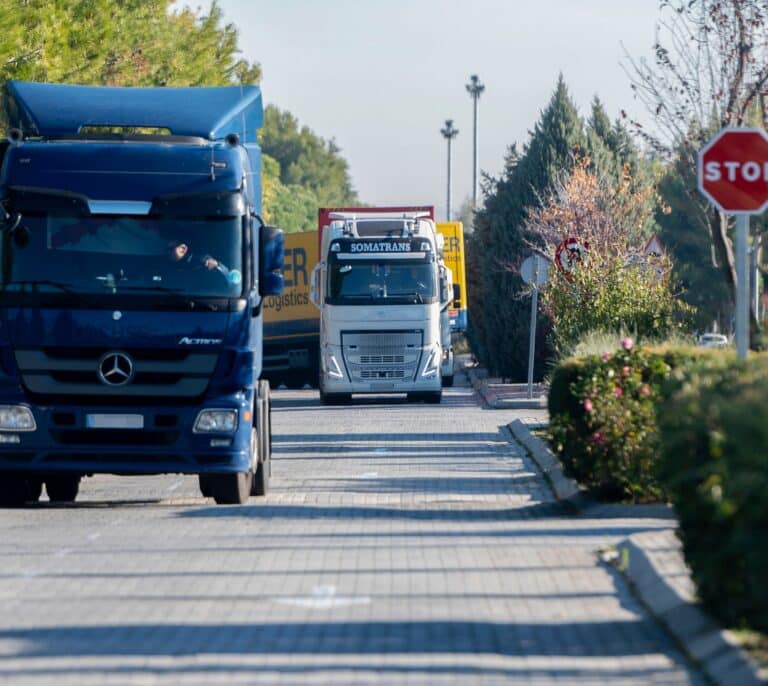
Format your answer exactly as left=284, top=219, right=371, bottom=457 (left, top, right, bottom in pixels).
left=284, top=373, right=305, bottom=390
left=0, top=475, right=33, bottom=507
left=211, top=471, right=253, bottom=505
left=309, top=366, right=320, bottom=389
left=198, top=475, right=213, bottom=498
left=45, top=475, right=80, bottom=503
left=407, top=391, right=442, bottom=403
left=27, top=478, right=43, bottom=502
left=442, top=374, right=454, bottom=388
left=252, top=382, right=271, bottom=496
left=320, top=391, right=351, bottom=405
left=252, top=423, right=270, bottom=496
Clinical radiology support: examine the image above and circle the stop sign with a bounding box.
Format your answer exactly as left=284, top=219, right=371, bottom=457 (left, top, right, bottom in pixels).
left=698, top=128, right=768, bottom=214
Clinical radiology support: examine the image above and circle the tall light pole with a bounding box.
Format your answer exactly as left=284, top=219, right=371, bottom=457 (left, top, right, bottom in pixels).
left=440, top=119, right=459, bottom=221
left=465, top=74, right=485, bottom=208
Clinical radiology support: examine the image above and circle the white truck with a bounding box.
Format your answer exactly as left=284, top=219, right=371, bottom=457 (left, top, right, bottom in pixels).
left=312, top=207, right=451, bottom=404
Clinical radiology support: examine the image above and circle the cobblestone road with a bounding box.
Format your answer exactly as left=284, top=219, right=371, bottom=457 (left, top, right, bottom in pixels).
left=0, top=379, right=702, bottom=684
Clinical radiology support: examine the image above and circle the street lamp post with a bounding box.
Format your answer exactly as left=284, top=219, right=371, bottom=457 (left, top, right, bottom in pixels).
left=440, top=119, right=459, bottom=221
left=465, top=74, right=485, bottom=208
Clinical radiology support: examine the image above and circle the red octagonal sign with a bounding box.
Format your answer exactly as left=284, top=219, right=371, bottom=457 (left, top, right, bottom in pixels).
left=698, top=128, right=768, bottom=214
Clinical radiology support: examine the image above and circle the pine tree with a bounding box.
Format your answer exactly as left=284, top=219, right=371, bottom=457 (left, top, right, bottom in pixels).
left=657, top=153, right=732, bottom=332
left=471, top=76, right=585, bottom=379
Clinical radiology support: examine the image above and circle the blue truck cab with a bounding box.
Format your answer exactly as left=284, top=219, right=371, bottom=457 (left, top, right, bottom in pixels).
left=0, top=81, right=284, bottom=506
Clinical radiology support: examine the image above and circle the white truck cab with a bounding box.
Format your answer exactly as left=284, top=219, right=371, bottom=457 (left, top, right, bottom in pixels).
left=311, top=211, right=451, bottom=404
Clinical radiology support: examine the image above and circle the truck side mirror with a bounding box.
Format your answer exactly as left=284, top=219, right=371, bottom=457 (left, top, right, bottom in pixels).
left=259, top=224, right=285, bottom=296
left=452, top=283, right=460, bottom=307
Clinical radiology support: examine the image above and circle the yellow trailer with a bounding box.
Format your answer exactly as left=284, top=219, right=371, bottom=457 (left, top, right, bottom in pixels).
left=437, top=221, right=468, bottom=331
left=262, top=230, right=319, bottom=388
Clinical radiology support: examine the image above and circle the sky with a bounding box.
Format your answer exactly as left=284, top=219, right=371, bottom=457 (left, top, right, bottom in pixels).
left=215, top=0, right=663, bottom=220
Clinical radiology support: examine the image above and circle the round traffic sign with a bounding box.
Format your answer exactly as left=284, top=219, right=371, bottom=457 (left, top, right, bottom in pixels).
left=555, top=237, right=589, bottom=280
left=520, top=254, right=549, bottom=286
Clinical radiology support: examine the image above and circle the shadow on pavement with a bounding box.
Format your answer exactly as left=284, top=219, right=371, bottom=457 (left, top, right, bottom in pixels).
left=0, top=618, right=687, bottom=660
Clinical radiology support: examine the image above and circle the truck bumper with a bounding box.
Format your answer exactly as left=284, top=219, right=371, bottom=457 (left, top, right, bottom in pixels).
left=0, top=394, right=255, bottom=476
left=320, top=370, right=441, bottom=395
left=320, top=340, right=441, bottom=395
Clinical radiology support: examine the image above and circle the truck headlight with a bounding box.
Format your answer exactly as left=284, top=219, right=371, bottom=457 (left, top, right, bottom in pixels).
left=193, top=409, right=238, bottom=434
left=421, top=346, right=440, bottom=378
left=323, top=351, right=344, bottom=379
left=0, top=406, right=36, bottom=432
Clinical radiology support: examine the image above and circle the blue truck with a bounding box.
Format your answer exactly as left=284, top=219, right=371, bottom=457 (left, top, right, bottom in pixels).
left=0, top=80, right=284, bottom=506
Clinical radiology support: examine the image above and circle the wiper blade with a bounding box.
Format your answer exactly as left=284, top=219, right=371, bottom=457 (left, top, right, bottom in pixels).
left=389, top=291, right=424, bottom=303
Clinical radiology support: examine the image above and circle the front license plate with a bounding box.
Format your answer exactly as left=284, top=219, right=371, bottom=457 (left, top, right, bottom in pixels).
left=86, top=414, right=144, bottom=429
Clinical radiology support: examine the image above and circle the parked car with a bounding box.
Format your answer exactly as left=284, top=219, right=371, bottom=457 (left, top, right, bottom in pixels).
left=697, top=333, right=729, bottom=349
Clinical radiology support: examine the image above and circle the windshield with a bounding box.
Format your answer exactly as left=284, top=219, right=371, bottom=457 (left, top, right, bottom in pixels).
left=0, top=213, right=244, bottom=299
left=328, top=260, right=436, bottom=304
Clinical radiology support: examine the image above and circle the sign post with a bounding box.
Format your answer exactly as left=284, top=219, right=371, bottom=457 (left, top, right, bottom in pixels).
left=698, top=128, right=768, bottom=359
left=520, top=254, right=549, bottom=399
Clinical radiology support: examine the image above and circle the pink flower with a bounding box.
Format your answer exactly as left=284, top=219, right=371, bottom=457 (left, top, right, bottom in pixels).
left=640, top=385, right=651, bottom=397
left=601, top=352, right=612, bottom=362
left=621, top=337, right=634, bottom=351
left=592, top=432, right=604, bottom=444
left=622, top=366, right=631, bottom=376
left=583, top=398, right=593, bottom=413
left=614, top=386, right=623, bottom=397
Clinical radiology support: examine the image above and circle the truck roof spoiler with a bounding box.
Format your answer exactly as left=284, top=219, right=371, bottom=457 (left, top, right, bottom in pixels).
left=328, top=211, right=431, bottom=221
left=3, top=81, right=263, bottom=143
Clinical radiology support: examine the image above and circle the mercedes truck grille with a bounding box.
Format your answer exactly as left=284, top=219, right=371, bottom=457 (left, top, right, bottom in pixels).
left=14, top=348, right=218, bottom=398
left=341, top=330, right=422, bottom=383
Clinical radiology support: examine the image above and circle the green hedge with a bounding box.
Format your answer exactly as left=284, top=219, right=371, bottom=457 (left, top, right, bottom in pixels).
left=547, top=341, right=715, bottom=501
left=658, top=356, right=768, bottom=632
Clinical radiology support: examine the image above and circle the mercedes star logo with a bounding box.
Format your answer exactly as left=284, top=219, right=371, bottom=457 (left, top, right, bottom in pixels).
left=98, top=351, right=134, bottom=387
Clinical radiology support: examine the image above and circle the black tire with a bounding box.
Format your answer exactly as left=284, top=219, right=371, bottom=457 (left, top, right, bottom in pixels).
left=407, top=391, right=442, bottom=404
left=45, top=475, right=80, bottom=503
left=0, top=475, right=32, bottom=507
left=252, top=381, right=271, bottom=496
left=211, top=471, right=253, bottom=505
left=320, top=391, right=351, bottom=405
left=252, top=427, right=270, bottom=496
left=308, top=365, right=320, bottom=389
left=426, top=391, right=442, bottom=404
left=442, top=374, right=454, bottom=388
left=198, top=474, right=214, bottom=498
left=27, top=478, right=43, bottom=502
left=283, top=373, right=306, bottom=390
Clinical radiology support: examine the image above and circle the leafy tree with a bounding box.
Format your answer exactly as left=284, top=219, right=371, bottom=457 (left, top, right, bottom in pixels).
left=469, top=77, right=661, bottom=377
left=525, top=160, right=690, bottom=353
left=624, top=0, right=768, bottom=345
left=261, top=155, right=318, bottom=233
left=0, top=1, right=259, bottom=93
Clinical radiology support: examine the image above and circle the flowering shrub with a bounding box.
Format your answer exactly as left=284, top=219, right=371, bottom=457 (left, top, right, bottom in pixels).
left=523, top=161, right=693, bottom=357
left=547, top=342, right=713, bottom=501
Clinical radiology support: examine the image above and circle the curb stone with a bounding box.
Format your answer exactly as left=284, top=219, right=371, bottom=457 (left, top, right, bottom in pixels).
left=508, top=417, right=765, bottom=685
left=464, top=366, right=547, bottom=409
left=616, top=532, right=764, bottom=685
left=507, top=418, right=584, bottom=504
